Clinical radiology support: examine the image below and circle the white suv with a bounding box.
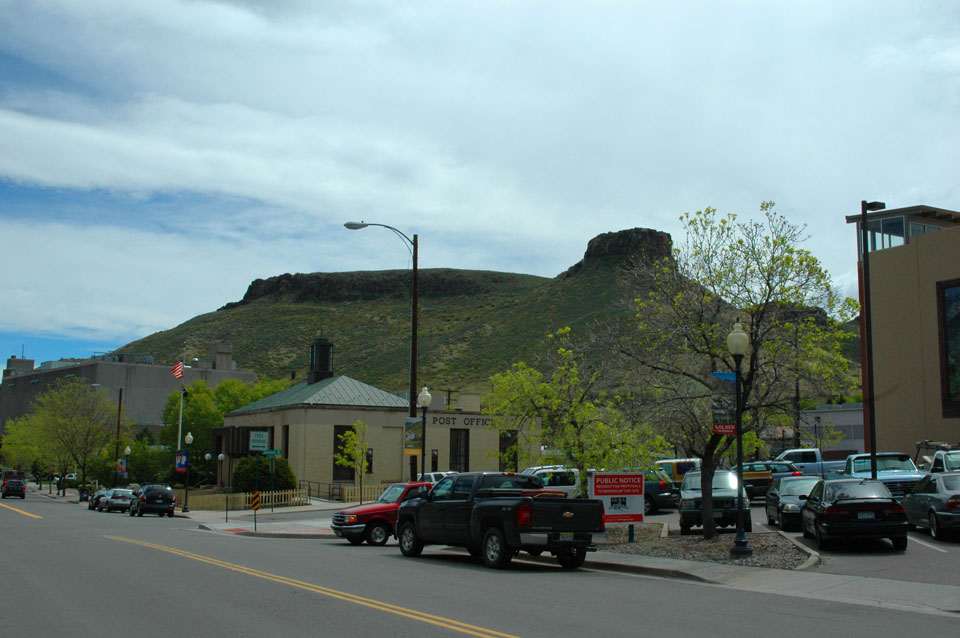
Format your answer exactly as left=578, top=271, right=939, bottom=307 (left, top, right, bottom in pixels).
left=521, top=466, right=580, bottom=498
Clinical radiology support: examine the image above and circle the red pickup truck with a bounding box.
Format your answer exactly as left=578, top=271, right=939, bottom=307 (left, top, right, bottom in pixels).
left=331, top=482, right=432, bottom=545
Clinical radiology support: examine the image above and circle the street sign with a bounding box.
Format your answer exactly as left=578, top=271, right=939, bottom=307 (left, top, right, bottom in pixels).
left=249, top=431, right=269, bottom=452
left=262, top=449, right=281, bottom=456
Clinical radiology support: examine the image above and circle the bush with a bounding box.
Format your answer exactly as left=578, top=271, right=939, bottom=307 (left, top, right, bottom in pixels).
left=231, top=456, right=296, bottom=493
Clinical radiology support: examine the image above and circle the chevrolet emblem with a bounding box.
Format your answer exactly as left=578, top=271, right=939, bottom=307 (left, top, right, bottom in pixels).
left=562, top=511, right=574, bottom=518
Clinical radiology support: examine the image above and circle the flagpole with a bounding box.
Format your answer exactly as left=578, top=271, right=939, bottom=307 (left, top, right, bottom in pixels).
left=177, top=384, right=184, bottom=451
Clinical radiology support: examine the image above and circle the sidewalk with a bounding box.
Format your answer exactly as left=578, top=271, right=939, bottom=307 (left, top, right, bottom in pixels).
left=34, top=485, right=960, bottom=617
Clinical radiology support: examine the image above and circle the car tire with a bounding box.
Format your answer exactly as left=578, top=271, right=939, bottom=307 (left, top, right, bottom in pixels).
left=815, top=523, right=830, bottom=550
left=767, top=509, right=776, bottom=525
left=137, top=510, right=143, bottom=517
left=128, top=507, right=135, bottom=516
left=929, top=512, right=941, bottom=540
left=482, top=527, right=512, bottom=569
left=801, top=519, right=813, bottom=539
left=892, top=536, right=908, bottom=551
left=398, top=522, right=423, bottom=558
left=644, top=497, right=654, bottom=515
left=556, top=547, right=587, bottom=570
left=365, top=522, right=390, bottom=546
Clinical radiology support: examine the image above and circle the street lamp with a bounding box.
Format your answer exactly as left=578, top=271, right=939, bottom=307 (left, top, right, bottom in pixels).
left=124, top=446, right=131, bottom=486
left=218, top=453, right=227, bottom=523
left=418, top=387, right=432, bottom=478
left=344, top=221, right=420, bottom=423
left=859, top=199, right=886, bottom=481
left=183, top=432, right=193, bottom=513
left=726, top=321, right=752, bottom=557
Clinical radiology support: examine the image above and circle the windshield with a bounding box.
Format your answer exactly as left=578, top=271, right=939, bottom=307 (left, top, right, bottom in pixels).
left=942, top=475, right=960, bottom=491
left=852, top=455, right=917, bottom=473
left=780, top=478, right=819, bottom=496
left=479, top=475, right=543, bottom=490
left=825, top=480, right=892, bottom=501
left=944, top=452, right=960, bottom=471
left=377, top=484, right=407, bottom=504
left=681, top=472, right=739, bottom=491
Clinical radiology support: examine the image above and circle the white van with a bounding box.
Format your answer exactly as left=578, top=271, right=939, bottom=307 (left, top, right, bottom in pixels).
left=521, top=466, right=580, bottom=498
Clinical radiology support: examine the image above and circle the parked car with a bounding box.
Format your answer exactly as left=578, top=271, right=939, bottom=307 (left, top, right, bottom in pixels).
left=733, top=462, right=774, bottom=499
left=100, top=488, right=134, bottom=513
left=678, top=470, right=751, bottom=535
left=396, top=472, right=603, bottom=569
left=774, top=448, right=846, bottom=477
left=331, top=482, right=432, bottom=545
left=520, top=466, right=580, bottom=498
left=655, top=458, right=701, bottom=489
left=902, top=471, right=960, bottom=540
left=88, top=488, right=109, bottom=510
left=417, top=471, right=458, bottom=484
left=129, top=484, right=176, bottom=517
left=800, top=478, right=909, bottom=550
left=1, top=479, right=26, bottom=499
left=928, top=449, right=960, bottom=474
left=764, top=475, right=820, bottom=531
left=842, top=452, right=926, bottom=498
left=642, top=468, right=680, bottom=514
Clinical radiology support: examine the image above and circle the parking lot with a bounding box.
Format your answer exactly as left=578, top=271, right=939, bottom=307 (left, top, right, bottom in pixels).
left=648, top=499, right=960, bottom=587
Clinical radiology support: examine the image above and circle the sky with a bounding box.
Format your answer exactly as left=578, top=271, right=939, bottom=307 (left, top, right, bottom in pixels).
left=1, top=1, right=958, bottom=375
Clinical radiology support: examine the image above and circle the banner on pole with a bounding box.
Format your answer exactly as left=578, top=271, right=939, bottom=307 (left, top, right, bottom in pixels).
left=711, top=371, right=737, bottom=435
left=403, top=416, right=423, bottom=456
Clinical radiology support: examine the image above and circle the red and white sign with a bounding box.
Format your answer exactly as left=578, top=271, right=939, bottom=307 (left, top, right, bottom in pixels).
left=588, top=472, right=645, bottom=523
left=713, top=422, right=737, bottom=435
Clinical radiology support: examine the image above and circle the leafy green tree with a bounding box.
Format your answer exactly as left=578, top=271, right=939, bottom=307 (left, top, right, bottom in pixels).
left=231, top=456, right=296, bottom=493
left=486, top=327, right=668, bottom=497
left=2, top=417, right=42, bottom=471
left=334, top=420, right=369, bottom=502
left=28, top=378, right=125, bottom=490
left=616, top=203, right=857, bottom=538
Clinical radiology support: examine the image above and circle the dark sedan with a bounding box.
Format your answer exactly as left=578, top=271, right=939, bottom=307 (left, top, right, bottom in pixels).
left=764, top=475, right=819, bottom=531
left=902, top=472, right=960, bottom=540
left=88, top=488, right=109, bottom=510
left=800, top=478, right=909, bottom=551
left=2, top=479, right=26, bottom=499
left=129, top=484, right=176, bottom=517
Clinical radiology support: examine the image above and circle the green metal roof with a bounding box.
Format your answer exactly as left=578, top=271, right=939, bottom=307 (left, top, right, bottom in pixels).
left=229, top=375, right=408, bottom=414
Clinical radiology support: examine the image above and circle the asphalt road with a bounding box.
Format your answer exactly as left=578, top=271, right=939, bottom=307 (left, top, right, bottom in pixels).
left=2, top=491, right=957, bottom=637
left=650, top=500, right=960, bottom=587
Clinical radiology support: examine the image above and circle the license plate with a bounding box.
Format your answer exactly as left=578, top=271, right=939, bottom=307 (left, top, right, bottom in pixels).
left=857, top=511, right=875, bottom=520
left=557, top=533, right=574, bottom=541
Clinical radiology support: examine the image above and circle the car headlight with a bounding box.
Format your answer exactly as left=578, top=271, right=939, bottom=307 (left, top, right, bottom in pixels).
left=782, top=504, right=800, bottom=512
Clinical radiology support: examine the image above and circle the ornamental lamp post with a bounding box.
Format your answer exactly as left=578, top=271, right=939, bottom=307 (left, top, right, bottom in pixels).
left=124, top=446, right=131, bottom=485
left=726, top=321, right=752, bottom=557
left=418, top=387, right=432, bottom=478
left=183, top=432, right=193, bottom=513
left=218, top=453, right=227, bottom=523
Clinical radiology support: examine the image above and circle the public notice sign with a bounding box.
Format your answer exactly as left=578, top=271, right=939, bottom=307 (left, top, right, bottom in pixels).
left=403, top=416, right=423, bottom=456
left=588, top=472, right=645, bottom=523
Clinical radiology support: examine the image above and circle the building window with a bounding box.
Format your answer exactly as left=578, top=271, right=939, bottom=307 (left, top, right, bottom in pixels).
left=450, top=429, right=470, bottom=472
left=282, top=425, right=289, bottom=460
left=333, top=425, right=354, bottom=481
left=499, top=430, right=518, bottom=472
left=937, top=278, right=960, bottom=418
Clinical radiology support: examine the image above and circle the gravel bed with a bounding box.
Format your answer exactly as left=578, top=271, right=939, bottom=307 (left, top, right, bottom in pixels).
left=598, top=523, right=811, bottom=570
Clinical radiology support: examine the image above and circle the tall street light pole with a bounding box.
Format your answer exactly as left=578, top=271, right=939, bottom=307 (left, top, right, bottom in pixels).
left=859, top=200, right=886, bottom=480
left=183, top=432, right=193, bottom=513
left=418, top=387, right=432, bottom=477
left=345, top=221, right=421, bottom=471
left=727, top=321, right=752, bottom=557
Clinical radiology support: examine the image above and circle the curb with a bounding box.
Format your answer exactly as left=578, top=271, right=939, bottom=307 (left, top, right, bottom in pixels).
left=197, top=523, right=334, bottom=539
left=777, top=529, right=820, bottom=570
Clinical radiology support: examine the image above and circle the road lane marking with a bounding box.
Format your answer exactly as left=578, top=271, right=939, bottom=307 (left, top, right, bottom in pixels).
left=106, top=536, right=520, bottom=638
left=908, top=535, right=949, bottom=553
left=0, top=503, right=42, bottom=518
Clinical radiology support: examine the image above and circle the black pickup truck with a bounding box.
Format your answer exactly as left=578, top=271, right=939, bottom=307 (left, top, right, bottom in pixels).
left=395, top=471, right=605, bottom=569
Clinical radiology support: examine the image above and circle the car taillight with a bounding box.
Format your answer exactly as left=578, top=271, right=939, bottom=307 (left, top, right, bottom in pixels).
left=517, top=503, right=532, bottom=528
left=883, top=503, right=906, bottom=514
left=140, top=495, right=146, bottom=501
left=659, top=480, right=667, bottom=490
left=792, top=472, right=802, bottom=476
left=947, top=496, right=960, bottom=511
left=824, top=506, right=843, bottom=516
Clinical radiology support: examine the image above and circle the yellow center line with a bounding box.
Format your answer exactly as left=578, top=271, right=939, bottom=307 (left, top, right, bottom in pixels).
left=0, top=503, right=43, bottom=518
left=106, top=536, right=520, bottom=638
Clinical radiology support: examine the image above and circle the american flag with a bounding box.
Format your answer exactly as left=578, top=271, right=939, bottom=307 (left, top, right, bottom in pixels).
left=171, top=361, right=184, bottom=379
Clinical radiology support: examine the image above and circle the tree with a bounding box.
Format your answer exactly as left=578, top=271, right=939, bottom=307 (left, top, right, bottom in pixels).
left=29, top=378, right=123, bottom=490
left=616, top=203, right=857, bottom=538
left=334, top=420, right=370, bottom=502
left=231, top=456, right=296, bottom=493
left=1, top=417, right=42, bottom=472
left=486, top=327, right=668, bottom=496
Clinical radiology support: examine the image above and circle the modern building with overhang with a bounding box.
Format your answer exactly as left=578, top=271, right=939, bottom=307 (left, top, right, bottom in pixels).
left=846, top=204, right=960, bottom=456
left=218, top=338, right=532, bottom=492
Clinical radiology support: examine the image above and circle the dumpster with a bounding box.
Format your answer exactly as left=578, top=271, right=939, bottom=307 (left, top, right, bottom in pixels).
left=79, top=487, right=90, bottom=502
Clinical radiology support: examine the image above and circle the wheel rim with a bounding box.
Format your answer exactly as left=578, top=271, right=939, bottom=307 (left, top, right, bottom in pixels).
left=485, top=534, right=502, bottom=562
left=929, top=513, right=938, bottom=538
left=371, top=525, right=387, bottom=544
left=644, top=499, right=651, bottom=515
left=401, top=528, right=414, bottom=551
